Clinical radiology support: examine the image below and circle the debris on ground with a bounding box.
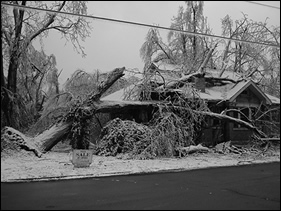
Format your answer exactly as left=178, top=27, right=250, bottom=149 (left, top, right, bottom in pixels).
left=177, top=144, right=210, bottom=156
left=92, top=116, right=280, bottom=160
left=93, top=118, right=153, bottom=158
left=93, top=113, right=198, bottom=160
left=212, top=140, right=280, bottom=159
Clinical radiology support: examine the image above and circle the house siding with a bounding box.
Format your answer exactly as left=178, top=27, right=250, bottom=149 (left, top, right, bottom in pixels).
left=235, top=89, right=261, bottom=106
left=88, top=113, right=111, bottom=144
left=199, top=87, right=270, bottom=145
left=228, top=122, right=252, bottom=144
left=99, top=66, right=280, bottom=146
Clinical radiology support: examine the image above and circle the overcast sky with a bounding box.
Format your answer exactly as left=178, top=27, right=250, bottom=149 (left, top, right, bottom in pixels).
left=33, top=1, right=280, bottom=85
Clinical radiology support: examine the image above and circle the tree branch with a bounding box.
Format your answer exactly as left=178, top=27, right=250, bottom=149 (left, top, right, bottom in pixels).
left=198, top=43, right=218, bottom=74
left=26, top=1, right=66, bottom=46
left=86, top=67, right=126, bottom=103
left=194, top=110, right=267, bottom=138
left=45, top=24, right=74, bottom=34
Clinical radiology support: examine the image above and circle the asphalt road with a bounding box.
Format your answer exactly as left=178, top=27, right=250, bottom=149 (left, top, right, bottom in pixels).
left=1, top=162, right=280, bottom=210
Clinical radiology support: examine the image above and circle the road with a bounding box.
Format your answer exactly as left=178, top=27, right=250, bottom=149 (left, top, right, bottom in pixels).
left=1, top=162, right=280, bottom=210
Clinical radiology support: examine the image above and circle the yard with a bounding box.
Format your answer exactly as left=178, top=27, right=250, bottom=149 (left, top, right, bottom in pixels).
left=1, top=142, right=279, bottom=183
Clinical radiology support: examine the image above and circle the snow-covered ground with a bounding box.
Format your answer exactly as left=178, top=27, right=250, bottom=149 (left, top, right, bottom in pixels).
left=1, top=147, right=280, bottom=183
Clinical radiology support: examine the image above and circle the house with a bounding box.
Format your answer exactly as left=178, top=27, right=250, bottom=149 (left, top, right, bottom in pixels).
left=194, top=73, right=280, bottom=145
left=100, top=61, right=280, bottom=145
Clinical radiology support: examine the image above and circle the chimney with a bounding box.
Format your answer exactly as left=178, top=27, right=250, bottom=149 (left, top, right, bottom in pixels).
left=194, top=75, right=205, bottom=92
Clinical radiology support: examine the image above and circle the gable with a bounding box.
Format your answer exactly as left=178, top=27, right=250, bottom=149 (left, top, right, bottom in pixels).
left=235, top=86, right=262, bottom=105
left=228, top=80, right=272, bottom=104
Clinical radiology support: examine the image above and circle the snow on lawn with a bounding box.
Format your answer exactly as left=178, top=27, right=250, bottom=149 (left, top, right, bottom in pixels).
left=1, top=148, right=280, bottom=183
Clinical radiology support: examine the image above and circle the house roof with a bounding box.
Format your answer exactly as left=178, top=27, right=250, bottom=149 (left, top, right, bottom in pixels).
left=100, top=84, right=160, bottom=106
left=266, top=93, right=280, bottom=104
left=188, top=80, right=275, bottom=104
left=204, top=68, right=244, bottom=81
left=227, top=80, right=272, bottom=104
left=101, top=87, right=129, bottom=101
left=101, top=64, right=280, bottom=105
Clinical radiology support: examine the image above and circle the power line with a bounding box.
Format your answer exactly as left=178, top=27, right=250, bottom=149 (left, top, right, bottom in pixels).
left=1, top=2, right=280, bottom=49
left=244, top=1, right=280, bottom=9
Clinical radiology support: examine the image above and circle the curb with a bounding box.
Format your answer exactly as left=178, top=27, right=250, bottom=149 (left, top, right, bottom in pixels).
left=2, top=161, right=280, bottom=183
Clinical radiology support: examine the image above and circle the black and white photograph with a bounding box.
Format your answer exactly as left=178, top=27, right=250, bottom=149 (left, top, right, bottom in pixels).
left=1, top=1, right=280, bottom=210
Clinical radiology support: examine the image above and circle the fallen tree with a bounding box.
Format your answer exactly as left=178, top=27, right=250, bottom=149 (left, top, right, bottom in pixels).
left=1, top=65, right=274, bottom=158
left=1, top=67, right=126, bottom=157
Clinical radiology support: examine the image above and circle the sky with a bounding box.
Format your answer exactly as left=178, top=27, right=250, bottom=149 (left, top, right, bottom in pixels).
left=32, top=1, right=280, bottom=86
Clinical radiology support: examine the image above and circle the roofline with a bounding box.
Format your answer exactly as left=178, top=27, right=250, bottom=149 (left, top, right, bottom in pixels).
left=228, top=80, right=272, bottom=104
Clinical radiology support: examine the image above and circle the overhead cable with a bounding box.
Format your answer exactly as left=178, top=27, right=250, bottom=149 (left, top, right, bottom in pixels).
left=244, top=1, right=280, bottom=9
left=1, top=2, right=280, bottom=49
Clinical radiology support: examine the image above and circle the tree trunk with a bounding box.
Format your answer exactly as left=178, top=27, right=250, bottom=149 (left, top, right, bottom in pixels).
left=2, top=2, right=26, bottom=129
left=197, top=43, right=217, bottom=74
left=1, top=51, right=5, bottom=88
left=35, top=121, right=72, bottom=153
left=1, top=67, right=125, bottom=157
left=218, top=39, right=231, bottom=77
left=192, top=7, right=197, bottom=62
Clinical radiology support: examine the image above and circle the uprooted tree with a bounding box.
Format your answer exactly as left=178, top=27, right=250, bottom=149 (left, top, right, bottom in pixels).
left=1, top=67, right=126, bottom=157
left=1, top=64, right=275, bottom=158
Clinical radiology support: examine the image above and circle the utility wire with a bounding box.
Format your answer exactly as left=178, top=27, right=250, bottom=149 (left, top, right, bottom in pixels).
left=244, top=1, right=280, bottom=9
left=1, top=2, right=280, bottom=48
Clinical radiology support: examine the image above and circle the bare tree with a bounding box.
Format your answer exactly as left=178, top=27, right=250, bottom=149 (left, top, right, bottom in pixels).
left=218, top=13, right=280, bottom=84
left=140, top=28, right=175, bottom=71
left=1, top=1, right=92, bottom=129
left=168, top=1, right=212, bottom=73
